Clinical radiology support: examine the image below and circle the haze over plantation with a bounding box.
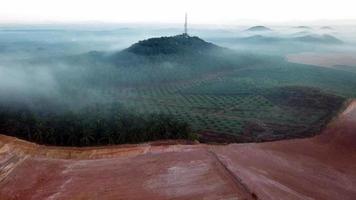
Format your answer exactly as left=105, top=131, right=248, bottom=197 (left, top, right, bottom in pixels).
left=2, top=30, right=354, bottom=145
left=1, top=0, right=356, bottom=199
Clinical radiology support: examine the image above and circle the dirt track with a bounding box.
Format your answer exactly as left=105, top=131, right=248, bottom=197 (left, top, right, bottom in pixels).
left=1, top=101, right=356, bottom=200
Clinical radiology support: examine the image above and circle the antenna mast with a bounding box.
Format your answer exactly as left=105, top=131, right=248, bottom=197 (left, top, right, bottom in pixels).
left=184, top=13, right=188, bottom=36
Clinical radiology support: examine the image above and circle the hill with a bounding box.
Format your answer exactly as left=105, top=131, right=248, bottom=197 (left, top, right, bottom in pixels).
left=229, top=34, right=343, bottom=45
left=290, top=31, right=312, bottom=37
left=320, top=26, right=333, bottom=30
left=105, top=34, right=244, bottom=76
left=245, top=26, right=272, bottom=32
left=106, top=34, right=235, bottom=67
left=238, top=35, right=283, bottom=43
left=295, top=34, right=343, bottom=44
left=295, top=26, right=312, bottom=29
left=68, top=34, right=255, bottom=86
left=124, top=34, right=220, bottom=55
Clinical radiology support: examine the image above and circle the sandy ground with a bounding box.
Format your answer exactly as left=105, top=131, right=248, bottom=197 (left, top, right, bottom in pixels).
left=1, top=101, right=356, bottom=200
left=286, top=52, right=356, bottom=68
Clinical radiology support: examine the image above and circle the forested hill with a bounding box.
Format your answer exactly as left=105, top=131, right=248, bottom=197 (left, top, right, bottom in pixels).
left=124, top=34, right=221, bottom=55
left=75, top=34, right=237, bottom=67
left=63, top=34, right=260, bottom=86
left=102, top=34, right=252, bottom=69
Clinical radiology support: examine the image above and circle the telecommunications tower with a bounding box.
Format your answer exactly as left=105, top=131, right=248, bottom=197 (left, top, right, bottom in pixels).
left=184, top=13, right=188, bottom=36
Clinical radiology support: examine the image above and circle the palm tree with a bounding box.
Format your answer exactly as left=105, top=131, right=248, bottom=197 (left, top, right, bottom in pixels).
left=33, top=121, right=45, bottom=143
left=100, top=131, right=115, bottom=145
left=80, top=131, right=95, bottom=146
left=67, top=132, right=79, bottom=146
left=45, top=128, right=56, bottom=145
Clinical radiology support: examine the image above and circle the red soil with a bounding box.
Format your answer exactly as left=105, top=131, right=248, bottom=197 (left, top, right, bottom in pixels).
left=1, top=101, right=356, bottom=200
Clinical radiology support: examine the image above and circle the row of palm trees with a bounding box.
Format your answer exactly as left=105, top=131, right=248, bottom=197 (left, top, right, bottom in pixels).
left=0, top=103, right=195, bottom=146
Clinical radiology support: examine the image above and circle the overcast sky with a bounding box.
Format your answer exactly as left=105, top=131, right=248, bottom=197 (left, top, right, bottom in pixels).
left=1, top=0, right=356, bottom=24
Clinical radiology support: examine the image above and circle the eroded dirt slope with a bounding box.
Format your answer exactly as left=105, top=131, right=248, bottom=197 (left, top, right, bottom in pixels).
left=1, top=101, right=356, bottom=200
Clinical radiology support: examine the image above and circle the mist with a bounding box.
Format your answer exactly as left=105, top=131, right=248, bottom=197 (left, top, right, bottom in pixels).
left=1, top=24, right=356, bottom=110
left=0, top=24, right=356, bottom=115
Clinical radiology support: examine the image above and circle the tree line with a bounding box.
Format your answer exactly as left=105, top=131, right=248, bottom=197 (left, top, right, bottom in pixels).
left=0, top=103, right=196, bottom=146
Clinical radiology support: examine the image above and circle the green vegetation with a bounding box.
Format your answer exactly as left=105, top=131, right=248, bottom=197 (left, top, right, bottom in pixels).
left=125, top=34, right=218, bottom=55
left=118, top=83, right=345, bottom=142
left=0, top=103, right=194, bottom=146
left=1, top=34, right=355, bottom=145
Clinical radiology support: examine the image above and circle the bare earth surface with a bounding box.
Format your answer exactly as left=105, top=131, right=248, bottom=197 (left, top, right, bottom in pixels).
left=287, top=52, right=356, bottom=68
left=1, top=101, right=356, bottom=200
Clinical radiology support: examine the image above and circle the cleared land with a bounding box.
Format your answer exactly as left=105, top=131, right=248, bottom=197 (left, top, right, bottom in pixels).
left=1, top=100, right=356, bottom=200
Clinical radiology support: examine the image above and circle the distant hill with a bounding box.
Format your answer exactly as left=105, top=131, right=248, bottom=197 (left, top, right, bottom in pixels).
left=320, top=26, right=333, bottom=30
left=245, top=26, right=272, bottom=32
left=295, top=34, right=343, bottom=44
left=290, top=31, right=312, bottom=37
left=232, top=33, right=343, bottom=45
left=238, top=35, right=282, bottom=43
left=295, top=26, right=312, bottom=29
